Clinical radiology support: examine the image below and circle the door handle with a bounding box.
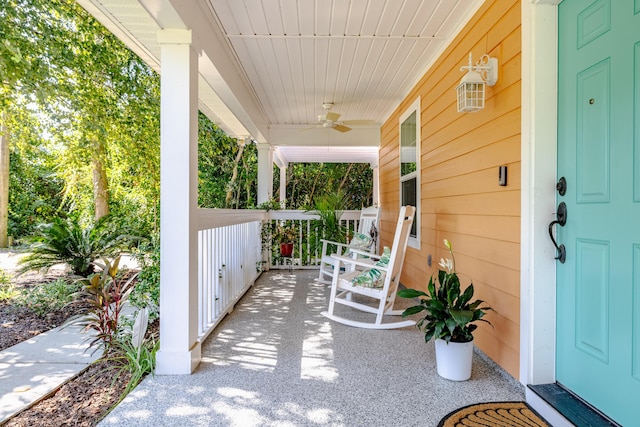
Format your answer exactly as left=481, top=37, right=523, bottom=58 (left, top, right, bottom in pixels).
left=549, top=202, right=567, bottom=263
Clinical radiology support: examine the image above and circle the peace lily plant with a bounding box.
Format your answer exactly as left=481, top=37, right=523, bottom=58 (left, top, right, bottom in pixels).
left=397, top=239, right=492, bottom=344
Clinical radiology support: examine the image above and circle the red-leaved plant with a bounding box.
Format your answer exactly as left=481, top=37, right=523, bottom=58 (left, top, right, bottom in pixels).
left=66, top=256, right=137, bottom=353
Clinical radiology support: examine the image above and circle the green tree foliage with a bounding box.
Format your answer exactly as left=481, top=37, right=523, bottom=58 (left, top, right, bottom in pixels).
left=6, top=105, right=64, bottom=239
left=277, top=162, right=373, bottom=210
left=198, top=113, right=257, bottom=209
left=1, top=0, right=161, bottom=236
left=1, top=0, right=373, bottom=247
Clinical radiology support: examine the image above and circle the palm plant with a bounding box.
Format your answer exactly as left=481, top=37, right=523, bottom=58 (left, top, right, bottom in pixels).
left=18, top=215, right=136, bottom=277
left=308, top=191, right=348, bottom=252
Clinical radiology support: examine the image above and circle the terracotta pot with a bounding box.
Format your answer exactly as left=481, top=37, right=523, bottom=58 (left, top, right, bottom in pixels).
left=280, top=242, right=294, bottom=257
left=435, top=338, right=473, bottom=381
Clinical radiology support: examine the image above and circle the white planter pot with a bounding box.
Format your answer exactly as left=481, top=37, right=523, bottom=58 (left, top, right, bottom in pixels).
left=435, top=338, right=474, bottom=381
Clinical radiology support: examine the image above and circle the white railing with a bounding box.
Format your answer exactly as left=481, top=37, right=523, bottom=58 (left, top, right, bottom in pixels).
left=265, top=210, right=362, bottom=269
left=197, top=209, right=265, bottom=340
left=196, top=208, right=363, bottom=340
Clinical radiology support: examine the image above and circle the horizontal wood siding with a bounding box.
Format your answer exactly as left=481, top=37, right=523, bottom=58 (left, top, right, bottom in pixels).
left=379, top=0, right=521, bottom=379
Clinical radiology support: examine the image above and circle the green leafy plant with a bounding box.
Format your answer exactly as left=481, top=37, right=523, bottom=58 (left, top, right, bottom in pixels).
left=104, top=309, right=158, bottom=405
left=0, top=269, right=15, bottom=301
left=130, top=239, right=160, bottom=321
left=307, top=191, right=348, bottom=252
left=274, top=221, right=297, bottom=244
left=398, top=239, right=492, bottom=343
left=18, top=215, right=137, bottom=277
left=0, top=284, right=18, bottom=302
left=14, top=278, right=81, bottom=317
left=256, top=197, right=281, bottom=211
left=66, top=256, right=137, bottom=352
left=108, top=334, right=159, bottom=402
left=0, top=268, right=11, bottom=285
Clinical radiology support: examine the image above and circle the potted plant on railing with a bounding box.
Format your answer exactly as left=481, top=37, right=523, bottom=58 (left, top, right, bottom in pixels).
left=275, top=222, right=297, bottom=257
left=397, top=239, right=492, bottom=381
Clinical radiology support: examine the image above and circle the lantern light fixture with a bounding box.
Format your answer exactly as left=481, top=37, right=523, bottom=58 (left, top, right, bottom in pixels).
left=456, top=53, right=498, bottom=113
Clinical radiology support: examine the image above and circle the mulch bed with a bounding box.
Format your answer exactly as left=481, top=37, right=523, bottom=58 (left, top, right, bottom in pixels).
left=1, top=270, right=157, bottom=427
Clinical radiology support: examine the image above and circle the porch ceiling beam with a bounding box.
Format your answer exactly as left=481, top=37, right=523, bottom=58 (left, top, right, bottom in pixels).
left=225, top=34, right=447, bottom=40
left=268, top=125, right=380, bottom=147
left=274, top=146, right=378, bottom=165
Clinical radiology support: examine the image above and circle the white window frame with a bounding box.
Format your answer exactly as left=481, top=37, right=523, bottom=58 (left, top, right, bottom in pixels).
left=399, top=97, right=420, bottom=249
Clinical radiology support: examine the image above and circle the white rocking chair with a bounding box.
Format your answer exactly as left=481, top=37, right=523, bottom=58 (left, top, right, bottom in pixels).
left=321, top=205, right=416, bottom=329
left=316, top=206, right=379, bottom=284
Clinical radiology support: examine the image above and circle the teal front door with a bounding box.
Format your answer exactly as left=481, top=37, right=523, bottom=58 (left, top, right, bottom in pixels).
left=557, top=1, right=640, bottom=425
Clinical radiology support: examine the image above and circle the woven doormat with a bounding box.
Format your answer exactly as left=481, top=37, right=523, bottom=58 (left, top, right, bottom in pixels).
left=438, top=401, right=550, bottom=427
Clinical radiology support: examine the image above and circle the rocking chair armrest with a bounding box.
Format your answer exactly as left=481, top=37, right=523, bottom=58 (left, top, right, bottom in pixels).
left=344, top=247, right=379, bottom=258
left=319, top=238, right=348, bottom=247
left=330, top=253, right=389, bottom=271
left=320, top=239, right=350, bottom=255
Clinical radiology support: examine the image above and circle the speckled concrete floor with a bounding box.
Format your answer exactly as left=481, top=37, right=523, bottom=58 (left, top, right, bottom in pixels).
left=100, top=270, right=524, bottom=427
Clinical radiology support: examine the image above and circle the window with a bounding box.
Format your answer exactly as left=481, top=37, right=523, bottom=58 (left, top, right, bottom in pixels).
left=399, top=98, right=420, bottom=248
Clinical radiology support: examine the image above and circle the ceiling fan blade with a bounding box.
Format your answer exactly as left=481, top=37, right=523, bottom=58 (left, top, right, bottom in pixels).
left=299, top=125, right=318, bottom=132
left=341, top=119, right=377, bottom=126
left=325, top=111, right=341, bottom=122
left=333, top=124, right=351, bottom=133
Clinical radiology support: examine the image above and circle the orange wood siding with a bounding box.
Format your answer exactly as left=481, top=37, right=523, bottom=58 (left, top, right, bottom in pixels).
left=379, top=0, right=521, bottom=379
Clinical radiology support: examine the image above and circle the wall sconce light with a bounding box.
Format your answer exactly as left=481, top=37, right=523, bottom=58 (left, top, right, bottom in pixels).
left=456, top=53, right=498, bottom=113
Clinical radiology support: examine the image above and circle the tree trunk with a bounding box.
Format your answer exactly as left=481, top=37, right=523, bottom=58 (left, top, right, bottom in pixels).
left=225, top=142, right=244, bottom=207
left=92, top=141, right=109, bottom=221
left=309, top=166, right=322, bottom=202
left=244, top=157, right=251, bottom=207
left=338, top=163, right=354, bottom=192
left=0, top=112, right=9, bottom=247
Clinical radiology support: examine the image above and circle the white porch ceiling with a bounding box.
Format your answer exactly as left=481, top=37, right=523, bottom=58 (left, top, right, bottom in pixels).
left=76, top=0, right=483, bottom=163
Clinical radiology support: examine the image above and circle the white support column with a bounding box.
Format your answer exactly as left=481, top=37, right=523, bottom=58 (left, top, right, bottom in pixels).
left=371, top=162, right=379, bottom=207
left=279, top=163, right=287, bottom=208
left=257, top=143, right=273, bottom=205
left=155, top=28, right=201, bottom=375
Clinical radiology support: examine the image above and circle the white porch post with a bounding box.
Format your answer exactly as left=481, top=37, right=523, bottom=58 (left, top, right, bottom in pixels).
left=371, top=162, right=379, bottom=207
left=279, top=164, right=287, bottom=208
left=257, top=143, right=273, bottom=205
left=155, top=29, right=201, bottom=375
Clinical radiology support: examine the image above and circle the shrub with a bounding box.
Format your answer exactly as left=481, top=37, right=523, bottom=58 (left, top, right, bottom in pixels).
left=130, top=239, right=160, bottom=321
left=0, top=268, right=11, bottom=285
left=13, top=278, right=81, bottom=317
left=18, top=215, right=138, bottom=277
left=0, top=269, right=15, bottom=302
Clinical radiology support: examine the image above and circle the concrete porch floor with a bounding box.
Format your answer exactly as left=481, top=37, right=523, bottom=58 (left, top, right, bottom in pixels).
left=100, top=270, right=525, bottom=426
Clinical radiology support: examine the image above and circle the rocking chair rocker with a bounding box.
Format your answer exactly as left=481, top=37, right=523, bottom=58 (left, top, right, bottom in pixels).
left=315, top=206, right=380, bottom=284
left=321, top=205, right=416, bottom=329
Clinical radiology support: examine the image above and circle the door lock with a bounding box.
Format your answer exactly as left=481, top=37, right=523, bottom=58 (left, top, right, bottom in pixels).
left=556, top=176, right=567, bottom=196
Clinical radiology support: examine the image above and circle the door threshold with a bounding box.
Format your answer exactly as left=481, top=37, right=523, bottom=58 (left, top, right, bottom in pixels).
left=527, top=383, right=620, bottom=427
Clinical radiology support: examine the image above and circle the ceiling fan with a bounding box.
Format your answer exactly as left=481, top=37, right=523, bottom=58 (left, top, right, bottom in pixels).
left=303, top=102, right=376, bottom=133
